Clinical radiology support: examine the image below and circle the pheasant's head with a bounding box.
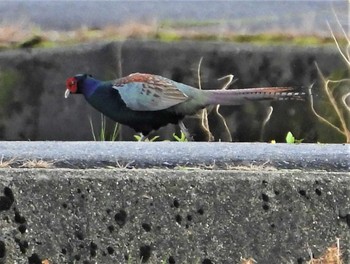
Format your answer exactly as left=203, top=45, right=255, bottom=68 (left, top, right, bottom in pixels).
left=65, top=74, right=92, bottom=98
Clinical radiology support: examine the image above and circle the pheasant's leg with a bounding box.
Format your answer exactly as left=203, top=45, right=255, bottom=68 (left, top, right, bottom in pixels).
left=178, top=121, right=193, bottom=141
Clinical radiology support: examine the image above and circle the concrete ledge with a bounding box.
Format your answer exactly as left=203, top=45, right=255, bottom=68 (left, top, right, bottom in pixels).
left=0, top=142, right=348, bottom=171
left=0, top=142, right=349, bottom=264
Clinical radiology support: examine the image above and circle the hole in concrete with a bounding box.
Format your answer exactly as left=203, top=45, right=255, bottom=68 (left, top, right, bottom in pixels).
left=168, top=256, right=175, bottom=264
left=90, top=242, right=98, bottom=258
left=175, top=214, right=182, bottom=224
left=62, top=203, right=68, bottom=209
left=61, top=248, right=67, bottom=255
left=261, top=193, right=269, bottom=202
left=315, top=188, right=322, bottom=196
left=262, top=180, right=268, bottom=187
left=4, top=187, right=14, bottom=203
left=115, top=209, right=127, bottom=227
left=28, top=253, right=41, bottom=264
left=108, top=225, right=115, bottom=233
left=106, top=208, right=112, bottom=215
left=124, top=254, right=129, bottom=261
left=197, top=208, right=204, bottom=215
left=346, top=214, right=350, bottom=228
left=274, top=190, right=280, bottom=195
left=0, top=196, right=13, bottom=211
left=0, top=187, right=14, bottom=211
left=75, top=230, right=84, bottom=240
left=77, top=188, right=82, bottom=193
left=14, top=210, right=26, bottom=224
left=150, top=202, right=154, bottom=206
left=142, top=223, right=151, bottom=232
left=185, top=224, right=190, bottom=229
left=18, top=224, right=27, bottom=234
left=202, top=258, right=213, bottom=264
left=74, top=254, right=81, bottom=261
left=173, top=199, right=180, bottom=208
left=270, top=223, right=275, bottom=228
left=15, top=238, right=28, bottom=254
left=107, top=246, right=114, bottom=255
left=298, top=190, right=307, bottom=197
left=139, top=245, right=151, bottom=263
left=0, top=241, right=5, bottom=258
left=187, top=215, right=193, bottom=221
left=297, top=257, right=304, bottom=264
left=262, top=204, right=269, bottom=211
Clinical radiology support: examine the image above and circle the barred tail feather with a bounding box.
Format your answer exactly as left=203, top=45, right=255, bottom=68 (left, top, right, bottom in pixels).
left=205, top=86, right=308, bottom=106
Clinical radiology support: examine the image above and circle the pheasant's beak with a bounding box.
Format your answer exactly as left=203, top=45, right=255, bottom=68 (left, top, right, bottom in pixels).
left=64, top=89, right=70, bottom=98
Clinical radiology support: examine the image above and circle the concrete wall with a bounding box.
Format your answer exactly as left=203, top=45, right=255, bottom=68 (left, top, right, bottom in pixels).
left=0, top=41, right=347, bottom=142
left=0, top=142, right=349, bottom=264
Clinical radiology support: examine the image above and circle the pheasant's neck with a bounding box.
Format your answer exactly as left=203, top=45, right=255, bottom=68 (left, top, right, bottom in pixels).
left=82, top=79, right=111, bottom=98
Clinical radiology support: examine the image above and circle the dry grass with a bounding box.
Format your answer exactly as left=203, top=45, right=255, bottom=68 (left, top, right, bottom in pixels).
left=309, top=19, right=350, bottom=143
left=0, top=20, right=346, bottom=50
left=20, top=159, right=54, bottom=168
left=0, top=155, right=15, bottom=168
left=241, top=257, right=256, bottom=264
left=307, top=239, right=343, bottom=264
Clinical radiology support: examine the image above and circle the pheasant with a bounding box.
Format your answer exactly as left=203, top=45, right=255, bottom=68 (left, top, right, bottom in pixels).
left=65, top=73, right=307, bottom=137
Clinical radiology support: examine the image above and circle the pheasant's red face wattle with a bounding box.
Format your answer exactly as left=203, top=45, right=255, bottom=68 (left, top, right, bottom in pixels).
left=66, top=77, right=78, bottom=93
left=65, top=77, right=78, bottom=98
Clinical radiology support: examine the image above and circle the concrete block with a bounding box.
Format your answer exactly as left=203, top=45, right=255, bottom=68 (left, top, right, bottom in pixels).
left=0, top=142, right=349, bottom=263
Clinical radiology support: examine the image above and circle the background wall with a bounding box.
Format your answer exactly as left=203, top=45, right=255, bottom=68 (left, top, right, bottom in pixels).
left=0, top=41, right=346, bottom=142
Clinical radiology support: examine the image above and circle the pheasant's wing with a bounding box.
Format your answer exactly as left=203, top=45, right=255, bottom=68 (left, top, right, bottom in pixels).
left=113, top=73, right=189, bottom=111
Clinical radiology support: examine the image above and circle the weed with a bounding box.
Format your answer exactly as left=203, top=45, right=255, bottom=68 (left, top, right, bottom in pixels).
left=0, top=155, right=15, bottom=168
left=285, top=131, right=304, bottom=144
left=89, top=114, right=120, bottom=141
left=307, top=238, right=342, bottom=264
left=20, top=159, right=54, bottom=168
left=310, top=19, right=350, bottom=143
left=172, top=132, right=188, bottom=142
left=134, top=134, right=160, bottom=142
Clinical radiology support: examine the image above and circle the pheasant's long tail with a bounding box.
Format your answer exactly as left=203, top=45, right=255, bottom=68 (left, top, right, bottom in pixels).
left=204, top=86, right=309, bottom=106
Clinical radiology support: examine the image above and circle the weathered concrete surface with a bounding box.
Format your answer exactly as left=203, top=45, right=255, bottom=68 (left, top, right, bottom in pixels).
left=0, top=142, right=349, bottom=264
left=0, top=41, right=347, bottom=142
left=1, top=169, right=350, bottom=264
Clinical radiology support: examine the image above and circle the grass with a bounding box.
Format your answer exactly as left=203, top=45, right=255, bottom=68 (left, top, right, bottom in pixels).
left=0, top=156, right=55, bottom=168
left=0, top=155, right=15, bottom=168
left=0, top=20, right=347, bottom=50
left=89, top=114, right=120, bottom=141
left=309, top=20, right=350, bottom=143
left=20, top=159, right=54, bottom=168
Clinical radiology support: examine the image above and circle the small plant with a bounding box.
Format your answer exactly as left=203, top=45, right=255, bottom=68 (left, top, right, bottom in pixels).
left=89, top=114, right=120, bottom=141
left=134, top=134, right=160, bottom=142
left=172, top=132, right=188, bottom=142
left=285, top=131, right=304, bottom=144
